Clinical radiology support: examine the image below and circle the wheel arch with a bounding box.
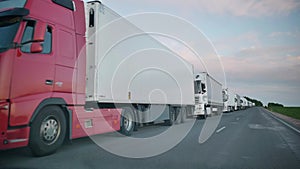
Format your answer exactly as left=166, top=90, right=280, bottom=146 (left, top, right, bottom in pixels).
left=29, top=98, right=72, bottom=141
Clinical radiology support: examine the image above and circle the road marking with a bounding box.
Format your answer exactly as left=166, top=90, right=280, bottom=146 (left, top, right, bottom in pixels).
left=265, top=109, right=300, bottom=134
left=216, top=126, right=226, bottom=133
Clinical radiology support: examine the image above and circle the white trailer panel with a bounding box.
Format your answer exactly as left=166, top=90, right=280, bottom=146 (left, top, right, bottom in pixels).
left=85, top=2, right=195, bottom=105
left=204, top=73, right=223, bottom=106
left=227, top=89, right=235, bottom=108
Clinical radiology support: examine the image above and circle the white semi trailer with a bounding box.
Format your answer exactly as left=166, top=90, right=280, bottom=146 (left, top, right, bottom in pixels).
left=191, top=72, right=223, bottom=118
left=85, top=1, right=196, bottom=134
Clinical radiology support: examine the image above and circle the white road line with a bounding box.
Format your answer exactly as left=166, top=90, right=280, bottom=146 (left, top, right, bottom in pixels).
left=216, top=126, right=226, bottom=133
left=265, top=109, right=300, bottom=134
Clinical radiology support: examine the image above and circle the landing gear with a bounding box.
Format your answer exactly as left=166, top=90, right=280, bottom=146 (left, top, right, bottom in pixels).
left=165, top=108, right=176, bottom=126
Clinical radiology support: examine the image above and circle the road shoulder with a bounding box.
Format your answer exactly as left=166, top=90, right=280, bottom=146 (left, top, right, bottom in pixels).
left=265, top=108, right=300, bottom=131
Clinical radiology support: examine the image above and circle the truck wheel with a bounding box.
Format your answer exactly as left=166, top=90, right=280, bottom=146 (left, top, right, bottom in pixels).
left=120, top=108, right=135, bottom=136
left=196, top=115, right=205, bottom=119
left=133, top=122, right=139, bottom=131
left=29, top=106, right=66, bottom=156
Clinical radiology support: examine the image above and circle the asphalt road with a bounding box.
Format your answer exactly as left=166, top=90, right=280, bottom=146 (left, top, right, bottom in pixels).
left=1, top=107, right=300, bottom=169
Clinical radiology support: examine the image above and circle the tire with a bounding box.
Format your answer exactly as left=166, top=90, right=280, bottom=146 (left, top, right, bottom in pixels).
left=196, top=115, right=205, bottom=119
left=120, top=108, right=135, bottom=136
left=29, top=106, right=66, bottom=156
left=133, top=122, right=139, bottom=131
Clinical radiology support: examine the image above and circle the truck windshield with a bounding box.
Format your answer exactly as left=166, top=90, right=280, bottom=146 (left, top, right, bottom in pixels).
left=194, top=80, right=201, bottom=94
left=0, top=16, right=22, bottom=52
left=201, top=83, right=206, bottom=93
left=0, top=0, right=27, bottom=52
left=0, top=0, right=27, bottom=9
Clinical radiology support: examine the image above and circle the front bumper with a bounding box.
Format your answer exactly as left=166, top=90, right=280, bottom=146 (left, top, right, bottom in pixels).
left=0, top=101, right=29, bottom=150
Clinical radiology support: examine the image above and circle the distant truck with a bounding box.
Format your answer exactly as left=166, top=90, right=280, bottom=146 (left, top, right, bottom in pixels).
left=247, top=100, right=253, bottom=108
left=190, top=72, right=223, bottom=118
left=234, top=94, right=241, bottom=110
left=240, top=97, right=248, bottom=109
left=0, top=0, right=196, bottom=156
left=222, top=88, right=236, bottom=112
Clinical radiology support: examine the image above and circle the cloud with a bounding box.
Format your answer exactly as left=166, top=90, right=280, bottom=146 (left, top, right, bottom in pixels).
left=120, top=0, right=300, bottom=17
left=214, top=30, right=300, bottom=58
left=220, top=46, right=300, bottom=106
left=269, top=31, right=293, bottom=38
left=268, top=31, right=300, bottom=42
left=213, top=31, right=261, bottom=55
left=235, top=45, right=300, bottom=58
left=196, top=0, right=300, bottom=17
left=223, top=45, right=300, bottom=82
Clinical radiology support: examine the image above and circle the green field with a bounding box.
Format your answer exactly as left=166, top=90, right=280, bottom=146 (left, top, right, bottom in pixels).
left=268, top=106, right=300, bottom=120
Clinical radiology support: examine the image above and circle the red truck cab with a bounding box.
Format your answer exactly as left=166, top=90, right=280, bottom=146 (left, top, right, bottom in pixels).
left=0, top=0, right=120, bottom=156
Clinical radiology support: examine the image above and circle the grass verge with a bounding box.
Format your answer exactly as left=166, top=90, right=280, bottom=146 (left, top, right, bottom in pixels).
left=268, top=106, right=300, bottom=120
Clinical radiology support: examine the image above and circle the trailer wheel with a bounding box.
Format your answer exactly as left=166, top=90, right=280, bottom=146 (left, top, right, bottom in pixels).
left=29, top=106, right=66, bottom=156
left=120, top=108, right=135, bottom=136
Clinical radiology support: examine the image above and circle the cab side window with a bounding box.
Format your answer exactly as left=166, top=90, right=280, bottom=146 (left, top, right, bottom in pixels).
left=21, top=21, right=52, bottom=54
left=42, top=27, right=52, bottom=54
left=21, top=21, right=34, bottom=53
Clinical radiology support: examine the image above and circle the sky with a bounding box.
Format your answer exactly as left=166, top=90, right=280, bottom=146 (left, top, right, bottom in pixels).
left=96, top=0, right=300, bottom=106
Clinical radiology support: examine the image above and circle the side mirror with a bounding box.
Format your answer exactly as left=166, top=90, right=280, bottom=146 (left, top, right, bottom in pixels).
left=30, top=42, right=43, bottom=53
left=30, top=21, right=47, bottom=53
left=33, top=21, right=47, bottom=42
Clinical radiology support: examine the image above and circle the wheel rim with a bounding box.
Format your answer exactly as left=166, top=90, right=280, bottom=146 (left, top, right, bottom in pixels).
left=123, top=113, right=133, bottom=132
left=40, top=116, right=61, bottom=145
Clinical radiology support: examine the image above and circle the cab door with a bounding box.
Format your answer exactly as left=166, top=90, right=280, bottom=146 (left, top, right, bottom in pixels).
left=9, top=19, right=55, bottom=126
left=11, top=19, right=55, bottom=99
